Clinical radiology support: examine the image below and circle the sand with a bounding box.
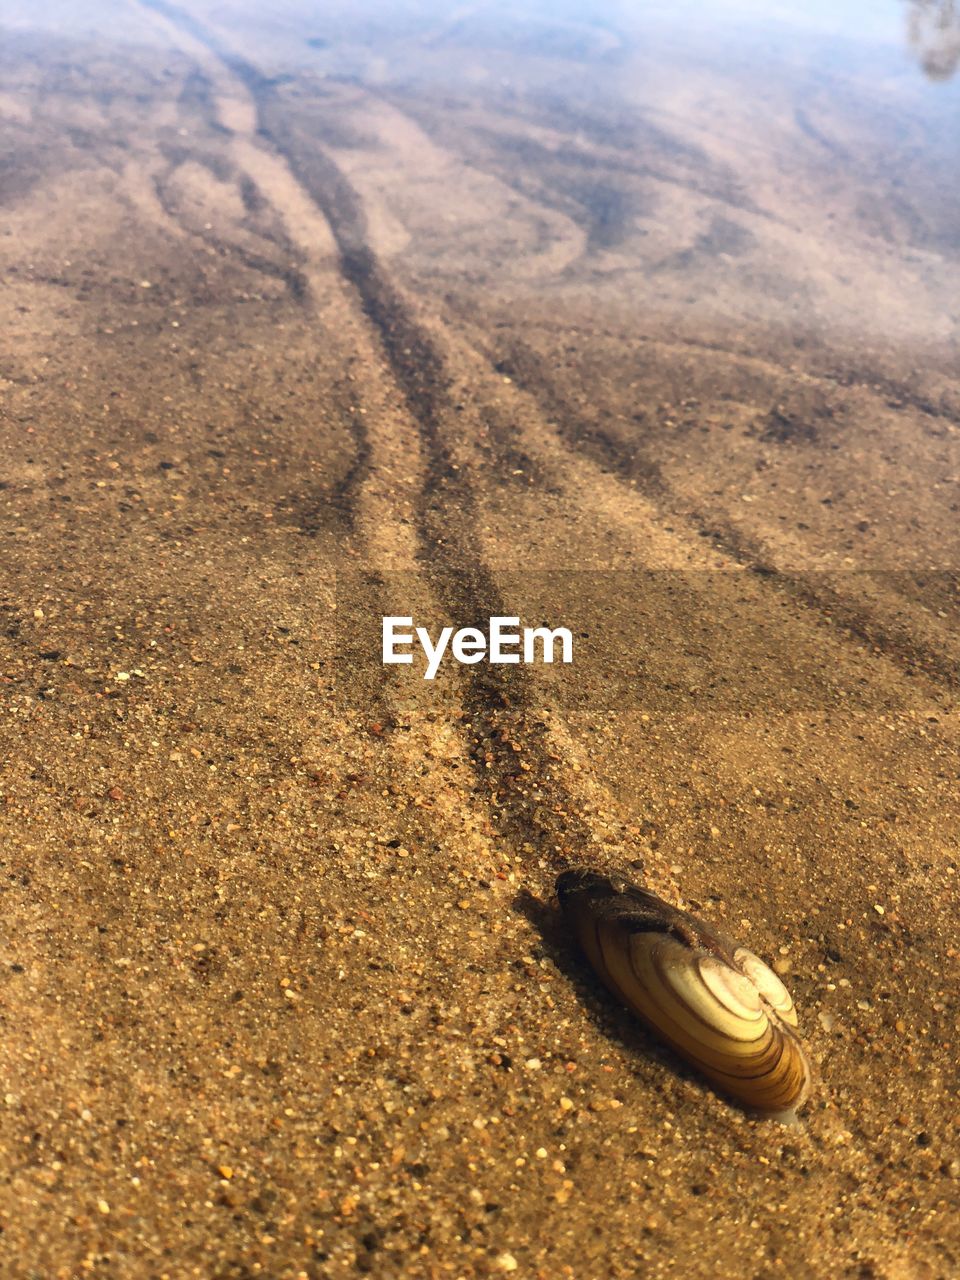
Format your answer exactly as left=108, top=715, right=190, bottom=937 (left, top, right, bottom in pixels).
left=1, top=1, right=959, bottom=1276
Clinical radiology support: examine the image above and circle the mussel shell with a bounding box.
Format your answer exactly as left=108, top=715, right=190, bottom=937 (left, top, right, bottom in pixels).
left=556, top=868, right=811, bottom=1115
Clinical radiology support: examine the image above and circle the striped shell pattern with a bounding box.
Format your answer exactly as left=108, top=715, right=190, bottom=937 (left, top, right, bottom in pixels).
left=556, top=868, right=812, bottom=1117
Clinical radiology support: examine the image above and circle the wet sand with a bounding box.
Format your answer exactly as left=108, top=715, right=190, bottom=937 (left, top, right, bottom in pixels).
left=1, top=1, right=959, bottom=1276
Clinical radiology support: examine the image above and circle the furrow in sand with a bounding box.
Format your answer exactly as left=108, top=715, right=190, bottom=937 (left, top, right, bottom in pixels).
left=247, top=128, right=602, bottom=864
left=136, top=0, right=607, bottom=874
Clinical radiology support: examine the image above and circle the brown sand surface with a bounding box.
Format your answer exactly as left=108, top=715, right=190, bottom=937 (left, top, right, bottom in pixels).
left=1, top=1, right=959, bottom=1276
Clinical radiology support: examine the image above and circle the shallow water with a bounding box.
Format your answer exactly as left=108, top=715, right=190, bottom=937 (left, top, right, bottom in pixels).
left=2, top=3, right=960, bottom=1278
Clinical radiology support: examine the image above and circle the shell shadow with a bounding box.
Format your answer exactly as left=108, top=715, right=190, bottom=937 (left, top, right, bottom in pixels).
left=512, top=887, right=706, bottom=1094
